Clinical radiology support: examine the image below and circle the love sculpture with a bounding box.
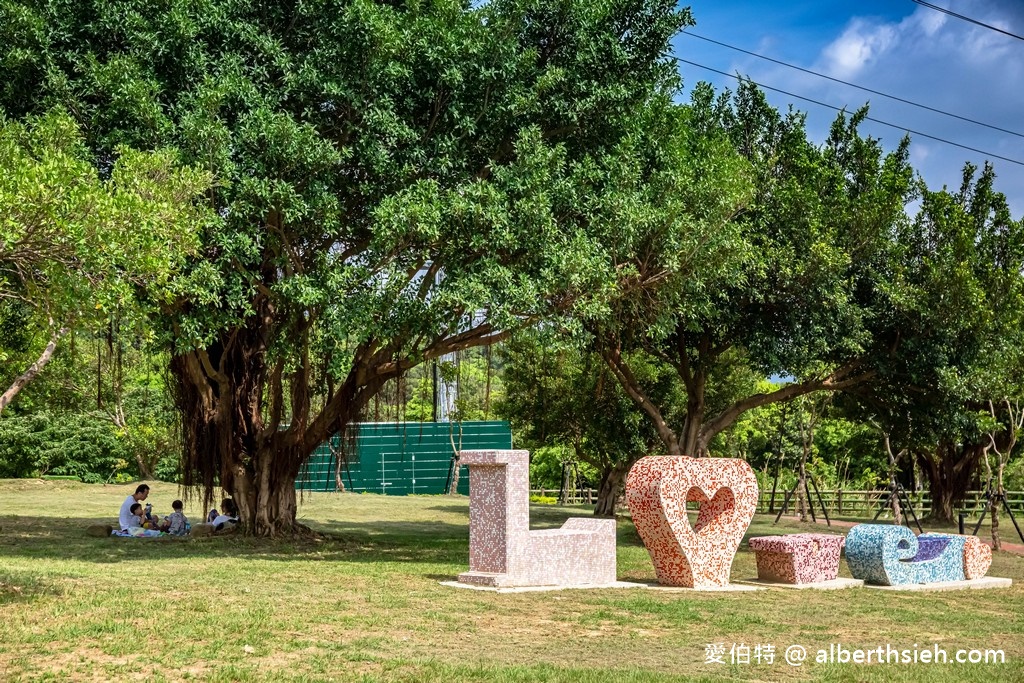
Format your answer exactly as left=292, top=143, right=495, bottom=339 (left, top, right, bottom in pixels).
left=626, top=456, right=759, bottom=588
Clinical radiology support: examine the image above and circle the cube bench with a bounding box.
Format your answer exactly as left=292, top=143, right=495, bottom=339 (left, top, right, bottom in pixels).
left=748, top=533, right=845, bottom=584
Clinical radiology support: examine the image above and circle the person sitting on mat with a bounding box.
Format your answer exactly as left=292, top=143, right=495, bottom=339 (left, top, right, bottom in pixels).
left=209, top=498, right=239, bottom=532
left=118, top=484, right=150, bottom=531
left=126, top=503, right=145, bottom=529
left=165, top=499, right=189, bottom=536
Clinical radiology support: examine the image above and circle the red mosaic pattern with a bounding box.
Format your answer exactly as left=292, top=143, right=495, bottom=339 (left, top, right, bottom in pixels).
left=458, top=450, right=617, bottom=588
left=626, top=456, right=758, bottom=588
left=963, top=536, right=993, bottom=580
left=748, top=534, right=845, bottom=584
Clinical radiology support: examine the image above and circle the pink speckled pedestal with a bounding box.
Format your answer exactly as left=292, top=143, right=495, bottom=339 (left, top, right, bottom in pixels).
left=748, top=534, right=845, bottom=584
left=457, top=450, right=617, bottom=588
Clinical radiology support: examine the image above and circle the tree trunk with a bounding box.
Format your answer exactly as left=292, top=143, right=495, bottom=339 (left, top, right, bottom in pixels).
left=928, top=482, right=957, bottom=524
left=991, top=492, right=1001, bottom=552
left=134, top=454, right=156, bottom=481
left=882, top=434, right=902, bottom=526
left=559, top=460, right=575, bottom=505
left=230, top=452, right=302, bottom=537
left=169, top=328, right=312, bottom=537
left=594, top=462, right=629, bottom=517
left=334, top=456, right=346, bottom=493
left=447, top=455, right=461, bottom=495
left=890, top=479, right=903, bottom=527
left=992, top=462, right=1005, bottom=552
left=916, top=442, right=983, bottom=524
left=0, top=326, right=68, bottom=414
left=679, top=394, right=705, bottom=457
left=796, top=458, right=808, bottom=523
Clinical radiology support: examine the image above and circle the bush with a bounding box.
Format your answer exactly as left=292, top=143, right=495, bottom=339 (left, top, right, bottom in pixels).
left=527, top=445, right=600, bottom=490
left=0, top=411, right=130, bottom=481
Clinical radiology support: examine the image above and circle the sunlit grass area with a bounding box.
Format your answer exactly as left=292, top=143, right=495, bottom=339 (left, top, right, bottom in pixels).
left=1, top=479, right=1023, bottom=682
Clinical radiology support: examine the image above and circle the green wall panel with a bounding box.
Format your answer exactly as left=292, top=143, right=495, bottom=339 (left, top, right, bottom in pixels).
left=296, top=421, right=512, bottom=495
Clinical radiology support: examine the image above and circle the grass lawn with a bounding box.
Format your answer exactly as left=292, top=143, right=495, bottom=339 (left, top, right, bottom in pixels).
left=1, top=479, right=1024, bottom=682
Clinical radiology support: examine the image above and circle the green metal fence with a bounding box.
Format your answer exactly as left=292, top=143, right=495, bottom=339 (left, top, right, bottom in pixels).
left=296, top=421, right=513, bottom=495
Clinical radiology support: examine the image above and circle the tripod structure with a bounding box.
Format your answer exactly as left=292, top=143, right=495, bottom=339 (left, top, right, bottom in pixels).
left=558, top=460, right=581, bottom=505
left=773, top=476, right=831, bottom=527
left=971, top=484, right=1024, bottom=544
left=872, top=475, right=923, bottom=533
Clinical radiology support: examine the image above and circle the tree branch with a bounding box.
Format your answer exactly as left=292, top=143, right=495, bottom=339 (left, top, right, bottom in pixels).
left=697, top=362, right=876, bottom=453
left=599, top=340, right=679, bottom=454
left=0, top=324, right=68, bottom=414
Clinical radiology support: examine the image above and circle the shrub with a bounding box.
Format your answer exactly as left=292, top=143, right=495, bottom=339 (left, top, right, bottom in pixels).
left=0, top=411, right=129, bottom=481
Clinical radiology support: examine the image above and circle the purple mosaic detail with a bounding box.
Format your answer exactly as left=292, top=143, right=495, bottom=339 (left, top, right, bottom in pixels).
left=457, top=450, right=617, bottom=588
left=908, top=536, right=949, bottom=562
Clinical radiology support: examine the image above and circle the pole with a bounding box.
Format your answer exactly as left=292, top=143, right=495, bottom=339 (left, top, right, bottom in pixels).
left=803, top=479, right=817, bottom=523
left=1001, top=495, right=1024, bottom=544
left=810, top=478, right=831, bottom=526
left=774, top=482, right=798, bottom=524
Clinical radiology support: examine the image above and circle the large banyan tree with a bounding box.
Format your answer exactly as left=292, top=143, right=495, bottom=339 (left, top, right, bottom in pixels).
left=0, top=0, right=695, bottom=534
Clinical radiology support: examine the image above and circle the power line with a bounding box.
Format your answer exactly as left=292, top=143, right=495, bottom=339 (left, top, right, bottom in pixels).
left=674, top=58, right=1024, bottom=167
left=912, top=0, right=1024, bottom=42
left=681, top=31, right=1024, bottom=140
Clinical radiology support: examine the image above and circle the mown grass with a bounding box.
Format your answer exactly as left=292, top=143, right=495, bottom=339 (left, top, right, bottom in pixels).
left=1, top=479, right=1023, bottom=682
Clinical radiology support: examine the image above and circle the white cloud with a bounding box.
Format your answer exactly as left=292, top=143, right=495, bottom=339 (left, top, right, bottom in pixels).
left=809, top=2, right=1024, bottom=216
left=917, top=8, right=947, bottom=36
left=820, top=20, right=896, bottom=78
left=910, top=143, right=932, bottom=167
left=677, top=0, right=1024, bottom=216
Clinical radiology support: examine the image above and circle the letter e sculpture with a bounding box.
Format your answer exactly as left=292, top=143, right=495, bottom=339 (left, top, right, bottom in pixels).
left=845, top=524, right=991, bottom=585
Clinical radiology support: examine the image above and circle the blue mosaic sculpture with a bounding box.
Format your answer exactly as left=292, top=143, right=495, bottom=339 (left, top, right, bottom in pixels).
left=845, top=524, right=967, bottom=586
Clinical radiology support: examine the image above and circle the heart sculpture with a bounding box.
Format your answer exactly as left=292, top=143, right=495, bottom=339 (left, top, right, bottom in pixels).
left=963, top=536, right=993, bottom=580
left=626, top=456, right=758, bottom=588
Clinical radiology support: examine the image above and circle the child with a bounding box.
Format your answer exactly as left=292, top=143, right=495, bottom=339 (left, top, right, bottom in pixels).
left=165, top=500, right=189, bottom=536
left=127, top=502, right=145, bottom=529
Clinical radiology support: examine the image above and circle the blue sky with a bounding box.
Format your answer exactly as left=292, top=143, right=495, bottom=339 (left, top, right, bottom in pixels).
left=672, top=1, right=1024, bottom=216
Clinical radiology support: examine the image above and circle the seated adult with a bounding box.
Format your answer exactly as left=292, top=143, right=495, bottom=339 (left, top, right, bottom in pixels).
left=119, top=484, right=150, bottom=531
left=210, top=498, right=239, bottom=532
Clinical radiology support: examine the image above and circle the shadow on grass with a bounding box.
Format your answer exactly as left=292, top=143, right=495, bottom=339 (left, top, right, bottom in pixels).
left=0, top=504, right=649, bottom=568
left=425, top=504, right=471, bottom=515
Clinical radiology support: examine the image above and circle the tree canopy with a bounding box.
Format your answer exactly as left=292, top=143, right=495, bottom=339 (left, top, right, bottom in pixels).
left=0, top=109, right=210, bottom=413
left=3, top=0, right=1023, bottom=532
left=0, top=0, right=698, bottom=534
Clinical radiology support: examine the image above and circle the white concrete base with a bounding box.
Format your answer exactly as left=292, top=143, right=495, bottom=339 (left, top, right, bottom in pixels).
left=440, top=579, right=764, bottom=593
left=641, top=581, right=763, bottom=592
left=439, top=580, right=646, bottom=594
left=737, top=577, right=864, bottom=590
left=865, top=577, right=1013, bottom=592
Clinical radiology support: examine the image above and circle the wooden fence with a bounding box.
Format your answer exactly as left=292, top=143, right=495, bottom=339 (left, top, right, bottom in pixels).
left=531, top=488, right=1024, bottom=518
left=532, top=488, right=595, bottom=505
left=759, top=489, right=1024, bottom=519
